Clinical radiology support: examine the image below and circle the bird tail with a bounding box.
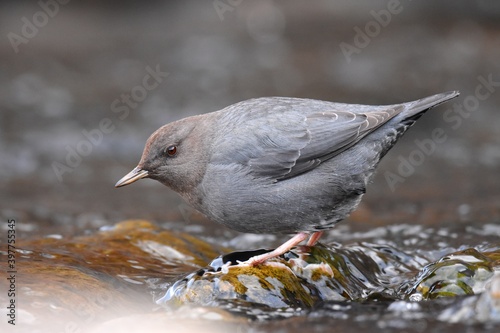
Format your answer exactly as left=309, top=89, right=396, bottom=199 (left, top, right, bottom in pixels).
left=400, top=90, right=460, bottom=126
left=375, top=91, right=459, bottom=159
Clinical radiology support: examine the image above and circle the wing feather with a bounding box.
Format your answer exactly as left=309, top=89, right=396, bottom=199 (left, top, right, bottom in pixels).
left=212, top=101, right=403, bottom=181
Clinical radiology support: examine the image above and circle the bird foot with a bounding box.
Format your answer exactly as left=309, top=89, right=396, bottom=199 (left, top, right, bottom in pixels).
left=245, top=231, right=324, bottom=266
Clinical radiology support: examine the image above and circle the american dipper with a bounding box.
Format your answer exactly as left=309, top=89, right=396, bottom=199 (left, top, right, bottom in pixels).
left=116, top=91, right=459, bottom=265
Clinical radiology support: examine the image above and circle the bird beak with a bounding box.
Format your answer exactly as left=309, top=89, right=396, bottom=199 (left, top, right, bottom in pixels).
left=115, top=167, right=149, bottom=188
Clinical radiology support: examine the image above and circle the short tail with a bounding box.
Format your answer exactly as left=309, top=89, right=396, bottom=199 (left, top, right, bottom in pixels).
left=401, top=90, right=460, bottom=125
left=376, top=91, right=460, bottom=159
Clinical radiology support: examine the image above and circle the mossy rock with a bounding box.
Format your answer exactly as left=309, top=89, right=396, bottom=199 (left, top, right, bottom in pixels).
left=407, top=248, right=497, bottom=299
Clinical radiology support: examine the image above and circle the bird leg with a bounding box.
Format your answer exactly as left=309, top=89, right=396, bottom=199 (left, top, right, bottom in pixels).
left=247, top=232, right=309, bottom=266
left=306, top=231, right=324, bottom=246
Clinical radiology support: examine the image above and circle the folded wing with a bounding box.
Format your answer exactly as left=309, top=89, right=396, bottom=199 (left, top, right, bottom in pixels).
left=213, top=103, right=403, bottom=181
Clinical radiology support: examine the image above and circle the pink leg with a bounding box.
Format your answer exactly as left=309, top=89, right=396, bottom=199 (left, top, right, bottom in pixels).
left=306, top=231, right=324, bottom=246
left=247, top=232, right=309, bottom=266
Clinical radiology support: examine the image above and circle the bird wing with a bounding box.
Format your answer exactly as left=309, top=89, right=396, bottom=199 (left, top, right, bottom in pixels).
left=213, top=103, right=403, bottom=181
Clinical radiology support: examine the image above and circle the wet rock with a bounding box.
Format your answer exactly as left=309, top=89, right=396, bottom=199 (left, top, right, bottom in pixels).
left=160, top=242, right=500, bottom=311
left=406, top=248, right=498, bottom=300
left=159, top=243, right=418, bottom=308
left=438, top=272, right=500, bottom=323
left=0, top=220, right=226, bottom=331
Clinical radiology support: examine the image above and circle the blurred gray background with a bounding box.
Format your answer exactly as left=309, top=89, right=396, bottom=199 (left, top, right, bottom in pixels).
left=1, top=0, right=499, bottom=238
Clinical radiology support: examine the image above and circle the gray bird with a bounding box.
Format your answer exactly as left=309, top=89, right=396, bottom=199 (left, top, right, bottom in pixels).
left=116, top=91, right=459, bottom=265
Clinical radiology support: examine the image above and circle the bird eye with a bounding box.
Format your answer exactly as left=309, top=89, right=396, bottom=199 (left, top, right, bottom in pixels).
left=166, top=145, right=177, bottom=156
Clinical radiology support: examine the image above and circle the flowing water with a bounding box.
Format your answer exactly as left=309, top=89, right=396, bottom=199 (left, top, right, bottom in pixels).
left=1, top=219, right=498, bottom=332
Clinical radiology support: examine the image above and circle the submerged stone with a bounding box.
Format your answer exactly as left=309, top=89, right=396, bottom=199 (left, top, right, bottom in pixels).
left=406, top=248, right=497, bottom=300
left=438, top=272, right=500, bottom=323
left=160, top=241, right=500, bottom=312
left=159, top=243, right=419, bottom=308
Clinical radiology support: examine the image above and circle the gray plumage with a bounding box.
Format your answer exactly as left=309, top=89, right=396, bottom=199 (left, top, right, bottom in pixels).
left=116, top=91, right=459, bottom=261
